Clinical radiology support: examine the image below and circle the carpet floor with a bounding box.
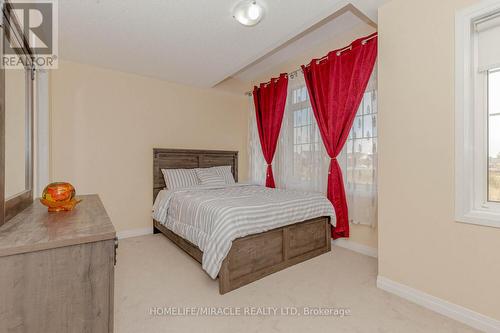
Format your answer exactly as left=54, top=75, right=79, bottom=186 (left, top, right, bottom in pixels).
left=114, top=234, right=478, bottom=333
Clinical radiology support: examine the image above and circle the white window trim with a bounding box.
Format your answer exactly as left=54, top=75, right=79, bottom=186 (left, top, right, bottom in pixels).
left=455, top=0, right=500, bottom=228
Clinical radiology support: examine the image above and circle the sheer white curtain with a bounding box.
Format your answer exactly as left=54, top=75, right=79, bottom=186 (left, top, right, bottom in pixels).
left=248, top=70, right=378, bottom=227
left=274, top=71, right=329, bottom=193
left=248, top=96, right=266, bottom=185
left=338, top=70, right=378, bottom=227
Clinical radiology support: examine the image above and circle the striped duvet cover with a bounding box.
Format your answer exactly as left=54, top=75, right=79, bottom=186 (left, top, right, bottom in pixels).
left=152, top=184, right=335, bottom=278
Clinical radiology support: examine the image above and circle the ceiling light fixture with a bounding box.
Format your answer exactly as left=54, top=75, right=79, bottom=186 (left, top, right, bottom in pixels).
left=233, top=0, right=264, bottom=27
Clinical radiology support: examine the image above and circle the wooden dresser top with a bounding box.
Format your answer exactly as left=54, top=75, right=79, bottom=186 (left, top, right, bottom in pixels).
left=0, top=194, right=116, bottom=257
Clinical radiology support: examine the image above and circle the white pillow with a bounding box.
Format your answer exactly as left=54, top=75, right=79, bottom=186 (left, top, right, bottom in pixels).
left=195, top=168, right=226, bottom=186
left=161, top=168, right=199, bottom=189
left=209, top=165, right=235, bottom=184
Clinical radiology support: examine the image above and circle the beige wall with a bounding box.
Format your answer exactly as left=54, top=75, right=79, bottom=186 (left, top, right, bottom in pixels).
left=238, top=23, right=379, bottom=249
left=378, top=0, right=500, bottom=320
left=50, top=60, right=248, bottom=233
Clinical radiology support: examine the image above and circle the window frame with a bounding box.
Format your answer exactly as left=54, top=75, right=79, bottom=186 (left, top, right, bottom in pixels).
left=455, top=1, right=500, bottom=228
left=487, top=69, right=500, bottom=203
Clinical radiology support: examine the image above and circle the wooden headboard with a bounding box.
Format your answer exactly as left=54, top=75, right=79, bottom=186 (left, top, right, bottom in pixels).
left=153, top=148, right=238, bottom=201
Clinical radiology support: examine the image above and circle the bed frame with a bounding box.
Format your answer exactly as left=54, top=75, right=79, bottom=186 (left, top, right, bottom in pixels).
left=153, top=148, right=331, bottom=294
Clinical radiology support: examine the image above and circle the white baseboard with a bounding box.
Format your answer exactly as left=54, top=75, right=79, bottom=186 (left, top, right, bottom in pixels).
left=332, top=238, right=378, bottom=258
left=117, top=227, right=153, bottom=240
left=377, top=276, right=500, bottom=333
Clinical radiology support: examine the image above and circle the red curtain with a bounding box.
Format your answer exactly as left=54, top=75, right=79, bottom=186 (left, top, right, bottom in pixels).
left=253, top=74, right=289, bottom=188
left=301, top=33, right=377, bottom=239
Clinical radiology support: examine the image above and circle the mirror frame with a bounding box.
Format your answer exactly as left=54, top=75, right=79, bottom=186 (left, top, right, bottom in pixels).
left=0, top=0, right=35, bottom=226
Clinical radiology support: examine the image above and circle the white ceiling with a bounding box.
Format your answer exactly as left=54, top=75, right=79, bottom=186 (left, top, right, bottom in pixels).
left=234, top=10, right=365, bottom=82
left=59, top=0, right=385, bottom=87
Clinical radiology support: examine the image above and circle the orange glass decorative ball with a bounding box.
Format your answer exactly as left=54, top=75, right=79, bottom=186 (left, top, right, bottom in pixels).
left=40, top=182, right=81, bottom=212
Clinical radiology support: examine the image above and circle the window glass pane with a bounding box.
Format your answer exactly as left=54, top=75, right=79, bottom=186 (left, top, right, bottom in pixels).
left=290, top=100, right=321, bottom=184
left=298, top=127, right=305, bottom=144
left=303, top=108, right=310, bottom=125
left=345, top=90, right=378, bottom=190
left=292, top=87, right=308, bottom=104
left=294, top=126, right=308, bottom=145
left=314, top=125, right=320, bottom=143
left=371, top=91, right=378, bottom=114
left=363, top=114, right=373, bottom=138
left=488, top=70, right=500, bottom=202
left=293, top=144, right=302, bottom=177
left=295, top=110, right=305, bottom=126
left=301, top=87, right=308, bottom=102
left=303, top=126, right=311, bottom=144
left=353, top=116, right=363, bottom=139
left=352, top=138, right=375, bottom=187
left=489, top=115, right=500, bottom=202
left=293, top=143, right=314, bottom=181
left=345, top=139, right=353, bottom=153
left=296, top=108, right=305, bottom=126
left=372, top=114, right=378, bottom=137
left=363, top=92, right=372, bottom=114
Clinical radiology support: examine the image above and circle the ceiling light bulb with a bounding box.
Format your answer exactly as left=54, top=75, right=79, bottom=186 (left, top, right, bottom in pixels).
left=233, top=0, right=264, bottom=27
left=247, top=3, right=260, bottom=20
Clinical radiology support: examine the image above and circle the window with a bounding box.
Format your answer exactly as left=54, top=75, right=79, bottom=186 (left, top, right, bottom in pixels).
left=339, top=88, right=378, bottom=226
left=248, top=72, right=378, bottom=226
left=271, top=80, right=329, bottom=193
left=289, top=86, right=321, bottom=183
left=343, top=90, right=377, bottom=192
left=456, top=3, right=500, bottom=227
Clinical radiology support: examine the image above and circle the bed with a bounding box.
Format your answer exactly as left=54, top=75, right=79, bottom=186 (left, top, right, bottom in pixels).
left=152, top=148, right=333, bottom=294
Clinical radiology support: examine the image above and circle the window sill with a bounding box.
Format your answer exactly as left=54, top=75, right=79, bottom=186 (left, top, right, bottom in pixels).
left=456, top=209, right=500, bottom=229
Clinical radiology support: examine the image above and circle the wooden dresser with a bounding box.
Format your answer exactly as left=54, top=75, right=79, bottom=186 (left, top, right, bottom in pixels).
left=0, top=194, right=116, bottom=333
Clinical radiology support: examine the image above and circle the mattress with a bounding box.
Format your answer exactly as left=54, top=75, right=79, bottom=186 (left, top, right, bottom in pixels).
left=152, top=184, right=335, bottom=278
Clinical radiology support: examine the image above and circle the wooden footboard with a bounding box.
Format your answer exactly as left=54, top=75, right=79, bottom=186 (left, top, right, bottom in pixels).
left=153, top=217, right=331, bottom=294
left=218, top=217, right=331, bottom=294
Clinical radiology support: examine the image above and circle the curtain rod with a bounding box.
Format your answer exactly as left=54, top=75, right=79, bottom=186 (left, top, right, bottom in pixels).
left=244, top=33, right=377, bottom=96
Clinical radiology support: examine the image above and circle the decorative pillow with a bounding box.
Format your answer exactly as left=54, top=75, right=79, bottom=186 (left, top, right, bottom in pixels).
left=195, top=168, right=226, bottom=186
left=161, top=168, right=199, bottom=189
left=210, top=165, right=235, bottom=184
